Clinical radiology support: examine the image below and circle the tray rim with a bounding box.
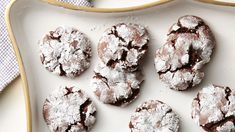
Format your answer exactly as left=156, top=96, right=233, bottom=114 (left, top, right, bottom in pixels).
left=5, top=0, right=235, bottom=132
left=42, top=0, right=173, bottom=12
left=41, top=0, right=235, bottom=12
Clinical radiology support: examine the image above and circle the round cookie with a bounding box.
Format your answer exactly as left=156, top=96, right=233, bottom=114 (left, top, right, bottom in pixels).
left=191, top=84, right=235, bottom=132
left=129, top=100, right=180, bottom=132
left=98, top=23, right=149, bottom=72
left=39, top=26, right=92, bottom=78
left=92, top=62, right=143, bottom=106
left=43, top=86, right=96, bottom=132
left=154, top=15, right=215, bottom=90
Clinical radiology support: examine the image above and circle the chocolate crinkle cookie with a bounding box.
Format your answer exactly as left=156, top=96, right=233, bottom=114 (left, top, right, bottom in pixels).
left=43, top=86, right=96, bottom=132
left=92, top=23, right=148, bottom=106
left=154, top=15, right=215, bottom=91
left=92, top=62, right=143, bottom=106
left=98, top=23, right=149, bottom=72
left=192, top=84, right=235, bottom=132
left=129, top=100, right=180, bottom=132
left=39, top=26, right=92, bottom=78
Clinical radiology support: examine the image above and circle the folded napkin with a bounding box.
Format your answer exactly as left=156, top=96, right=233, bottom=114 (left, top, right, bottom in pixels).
left=0, top=0, right=19, bottom=91
left=0, top=0, right=93, bottom=92
left=58, top=0, right=94, bottom=7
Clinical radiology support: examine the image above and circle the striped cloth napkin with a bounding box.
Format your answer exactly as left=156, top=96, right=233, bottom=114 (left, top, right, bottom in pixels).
left=58, top=0, right=94, bottom=7
left=0, top=0, right=93, bottom=92
left=0, top=0, right=19, bottom=91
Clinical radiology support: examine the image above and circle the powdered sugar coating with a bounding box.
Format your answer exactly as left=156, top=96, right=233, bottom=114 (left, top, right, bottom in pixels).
left=43, top=86, right=96, bottom=132
left=129, top=100, right=180, bottom=132
left=98, top=23, right=149, bottom=72
left=154, top=15, right=215, bottom=90
left=192, top=84, right=235, bottom=132
left=39, top=26, right=92, bottom=77
left=92, top=62, right=143, bottom=106
left=216, top=121, right=235, bottom=132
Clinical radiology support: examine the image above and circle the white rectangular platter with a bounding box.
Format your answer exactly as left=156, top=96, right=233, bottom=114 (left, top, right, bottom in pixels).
left=6, top=0, right=235, bottom=131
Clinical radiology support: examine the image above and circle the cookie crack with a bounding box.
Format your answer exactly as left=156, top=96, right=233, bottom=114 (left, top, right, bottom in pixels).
left=126, top=41, right=140, bottom=50
left=187, top=71, right=197, bottom=89
left=65, top=122, right=78, bottom=132
left=106, top=59, right=118, bottom=69
left=136, top=106, right=148, bottom=112
left=79, top=99, right=92, bottom=131
left=94, top=72, right=110, bottom=89
left=107, top=56, right=138, bottom=71
left=158, top=45, right=202, bottom=76
left=169, top=21, right=204, bottom=35
left=120, top=50, right=128, bottom=61
left=159, top=108, right=173, bottom=127
left=225, top=87, right=232, bottom=105
left=195, top=93, right=201, bottom=108
left=64, top=87, right=76, bottom=96
left=40, top=54, right=45, bottom=64
left=108, top=25, right=126, bottom=43
left=49, top=31, right=62, bottom=42
left=83, top=51, right=91, bottom=58
left=203, top=115, right=235, bottom=131
left=59, top=63, right=66, bottom=76
left=113, top=87, right=140, bottom=106
left=136, top=101, right=165, bottom=112
left=72, top=47, right=81, bottom=54
left=129, top=121, right=134, bottom=129
left=188, top=46, right=203, bottom=67
left=141, top=42, right=149, bottom=51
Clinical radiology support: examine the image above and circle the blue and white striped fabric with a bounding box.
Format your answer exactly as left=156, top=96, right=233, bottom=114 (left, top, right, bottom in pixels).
left=0, top=0, right=93, bottom=92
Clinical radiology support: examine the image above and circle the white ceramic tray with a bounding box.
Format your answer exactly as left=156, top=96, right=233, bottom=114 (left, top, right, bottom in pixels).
left=6, top=0, right=235, bottom=131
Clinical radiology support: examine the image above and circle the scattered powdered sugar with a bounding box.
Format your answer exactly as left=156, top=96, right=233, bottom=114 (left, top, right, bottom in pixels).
left=191, top=84, right=235, bottom=131
left=91, top=62, right=143, bottom=106
left=116, top=16, right=140, bottom=23
left=39, top=26, right=92, bottom=77
left=129, top=100, right=180, bottom=132
left=98, top=23, right=149, bottom=72
left=89, top=24, right=107, bottom=32
left=154, top=15, right=215, bottom=90
left=43, top=86, right=96, bottom=132
left=89, top=16, right=141, bottom=32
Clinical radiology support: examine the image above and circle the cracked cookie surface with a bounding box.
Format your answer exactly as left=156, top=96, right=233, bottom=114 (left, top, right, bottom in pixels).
left=191, top=84, right=235, bottom=132
left=154, top=15, right=215, bottom=90
left=129, top=100, right=180, bottom=132
left=98, top=23, right=149, bottom=72
left=39, top=26, right=92, bottom=77
left=92, top=62, right=143, bottom=106
left=43, top=86, right=96, bottom=132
